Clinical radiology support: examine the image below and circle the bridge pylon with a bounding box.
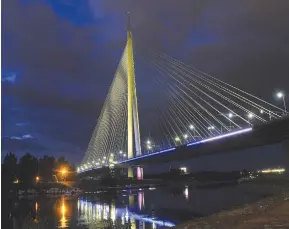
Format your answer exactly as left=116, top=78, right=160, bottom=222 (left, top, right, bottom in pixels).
left=126, top=12, right=142, bottom=178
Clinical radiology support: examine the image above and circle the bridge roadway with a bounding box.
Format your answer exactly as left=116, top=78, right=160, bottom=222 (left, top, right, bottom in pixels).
left=119, top=117, right=289, bottom=167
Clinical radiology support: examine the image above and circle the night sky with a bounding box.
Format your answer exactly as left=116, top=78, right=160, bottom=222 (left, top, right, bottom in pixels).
left=2, top=0, right=289, bottom=166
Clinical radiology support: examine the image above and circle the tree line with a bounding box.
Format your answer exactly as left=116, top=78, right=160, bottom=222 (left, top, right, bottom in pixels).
left=2, top=152, right=75, bottom=189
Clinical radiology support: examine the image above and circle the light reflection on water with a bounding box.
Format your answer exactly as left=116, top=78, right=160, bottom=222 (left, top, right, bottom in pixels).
left=77, top=193, right=175, bottom=228
left=59, top=197, right=68, bottom=228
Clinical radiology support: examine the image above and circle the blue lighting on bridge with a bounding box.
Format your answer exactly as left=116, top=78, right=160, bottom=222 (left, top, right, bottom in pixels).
left=187, top=127, right=252, bottom=147
left=120, top=128, right=252, bottom=163
left=119, top=147, right=176, bottom=163
left=78, top=128, right=253, bottom=172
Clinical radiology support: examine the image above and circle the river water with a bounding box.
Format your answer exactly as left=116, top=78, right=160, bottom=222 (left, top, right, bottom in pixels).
left=5, top=182, right=281, bottom=229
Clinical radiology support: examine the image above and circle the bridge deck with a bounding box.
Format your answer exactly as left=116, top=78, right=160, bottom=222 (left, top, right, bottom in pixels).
left=120, top=117, right=289, bottom=166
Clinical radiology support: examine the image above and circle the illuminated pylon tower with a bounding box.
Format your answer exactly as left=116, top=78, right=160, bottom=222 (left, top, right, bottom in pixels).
left=126, top=12, right=142, bottom=178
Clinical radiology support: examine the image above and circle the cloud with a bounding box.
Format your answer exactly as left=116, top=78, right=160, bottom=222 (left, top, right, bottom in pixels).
left=10, top=134, right=34, bottom=140
left=15, top=122, right=29, bottom=126
left=2, top=73, right=16, bottom=83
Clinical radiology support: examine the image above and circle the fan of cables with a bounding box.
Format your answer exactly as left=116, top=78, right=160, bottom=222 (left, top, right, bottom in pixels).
left=136, top=51, right=285, bottom=153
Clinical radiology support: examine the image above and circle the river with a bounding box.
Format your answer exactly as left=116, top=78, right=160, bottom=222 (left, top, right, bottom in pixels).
left=4, top=180, right=283, bottom=229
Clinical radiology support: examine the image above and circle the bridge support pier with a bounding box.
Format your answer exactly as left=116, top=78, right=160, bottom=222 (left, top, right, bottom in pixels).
left=137, top=167, right=143, bottom=180
left=128, top=167, right=134, bottom=178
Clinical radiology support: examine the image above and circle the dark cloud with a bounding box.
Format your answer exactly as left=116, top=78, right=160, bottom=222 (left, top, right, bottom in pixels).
left=2, top=0, right=289, bottom=164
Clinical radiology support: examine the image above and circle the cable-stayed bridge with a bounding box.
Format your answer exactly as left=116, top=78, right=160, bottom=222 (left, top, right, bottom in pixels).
left=78, top=15, right=289, bottom=176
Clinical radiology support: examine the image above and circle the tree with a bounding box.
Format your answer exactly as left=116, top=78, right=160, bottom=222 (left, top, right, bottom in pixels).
left=3, top=152, right=17, bottom=166
left=39, top=155, right=56, bottom=181
left=56, top=156, right=69, bottom=167
left=2, top=152, right=18, bottom=185
left=19, top=153, right=39, bottom=186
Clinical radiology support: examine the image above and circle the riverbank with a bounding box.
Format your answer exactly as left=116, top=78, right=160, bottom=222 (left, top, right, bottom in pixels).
left=175, top=189, right=289, bottom=229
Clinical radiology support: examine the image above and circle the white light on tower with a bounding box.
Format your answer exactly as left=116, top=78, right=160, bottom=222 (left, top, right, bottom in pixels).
left=189, top=125, right=194, bottom=130
left=228, top=113, right=233, bottom=118
left=147, top=140, right=151, bottom=145
left=119, top=151, right=123, bottom=155
left=260, top=109, right=264, bottom=114
left=183, top=134, right=188, bottom=139
left=248, top=113, right=254, bottom=119
left=147, top=145, right=152, bottom=150
left=175, top=136, right=181, bottom=142
left=123, top=153, right=126, bottom=157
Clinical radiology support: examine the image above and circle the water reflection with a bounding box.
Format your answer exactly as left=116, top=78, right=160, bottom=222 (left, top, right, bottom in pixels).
left=138, top=191, right=145, bottom=210
left=184, top=186, right=189, bottom=201
left=77, top=197, right=175, bottom=228
left=59, top=197, right=68, bottom=228
left=34, top=201, right=39, bottom=223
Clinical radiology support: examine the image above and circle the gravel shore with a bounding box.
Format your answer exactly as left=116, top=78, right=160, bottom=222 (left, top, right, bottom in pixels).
left=175, top=189, right=289, bottom=229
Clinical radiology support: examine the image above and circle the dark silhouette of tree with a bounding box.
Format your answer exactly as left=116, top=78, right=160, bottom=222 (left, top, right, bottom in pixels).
left=19, top=153, right=39, bottom=187
left=57, top=156, right=68, bottom=166
left=2, top=152, right=18, bottom=186
left=3, top=152, right=17, bottom=166
left=39, top=155, right=56, bottom=181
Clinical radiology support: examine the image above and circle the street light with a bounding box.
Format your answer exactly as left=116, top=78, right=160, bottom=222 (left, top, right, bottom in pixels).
left=175, top=136, right=181, bottom=142
left=36, top=176, right=40, bottom=183
left=61, top=168, right=67, bottom=177
left=277, top=92, right=284, bottom=99
left=248, top=113, right=254, bottom=119
left=189, top=124, right=194, bottom=130
left=276, top=91, right=287, bottom=113
left=228, top=113, right=233, bottom=130
left=247, top=113, right=254, bottom=124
